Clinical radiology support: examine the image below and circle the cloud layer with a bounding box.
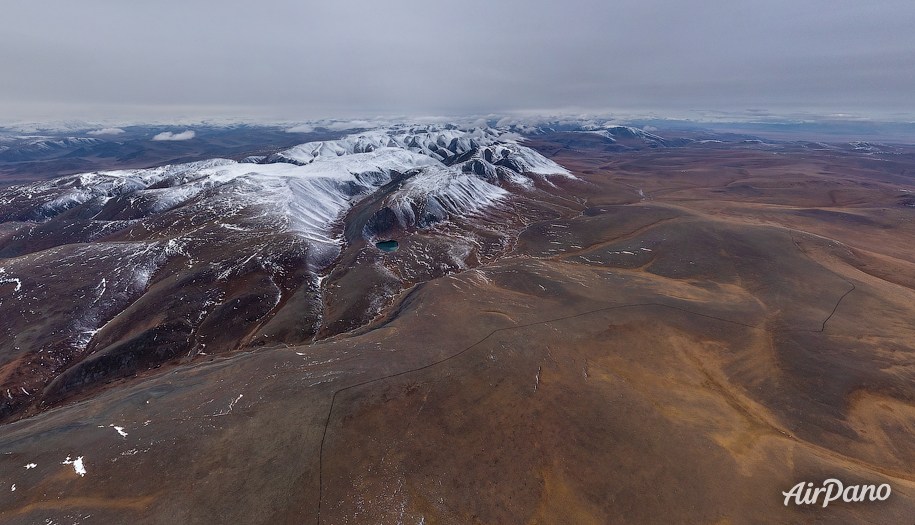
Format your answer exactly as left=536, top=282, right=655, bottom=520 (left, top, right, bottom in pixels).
left=1, top=1, right=913, bottom=121
left=87, top=127, right=125, bottom=136
left=152, top=130, right=196, bottom=141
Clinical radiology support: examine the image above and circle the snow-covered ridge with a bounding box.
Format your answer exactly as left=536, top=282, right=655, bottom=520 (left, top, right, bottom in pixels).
left=270, top=127, right=498, bottom=165
left=0, top=125, right=569, bottom=253
left=267, top=126, right=571, bottom=176
left=0, top=159, right=235, bottom=221
left=382, top=164, right=510, bottom=231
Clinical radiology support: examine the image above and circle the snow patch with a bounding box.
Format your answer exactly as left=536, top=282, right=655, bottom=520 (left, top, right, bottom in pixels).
left=62, top=456, right=86, bottom=477
left=216, top=394, right=244, bottom=416
left=0, top=268, right=22, bottom=293
left=0, top=277, right=22, bottom=292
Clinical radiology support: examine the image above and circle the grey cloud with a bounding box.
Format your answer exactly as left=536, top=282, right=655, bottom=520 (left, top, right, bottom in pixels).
left=1, top=0, right=913, bottom=122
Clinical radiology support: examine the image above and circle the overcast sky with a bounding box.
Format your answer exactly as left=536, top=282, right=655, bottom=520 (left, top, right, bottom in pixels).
left=2, top=0, right=914, bottom=122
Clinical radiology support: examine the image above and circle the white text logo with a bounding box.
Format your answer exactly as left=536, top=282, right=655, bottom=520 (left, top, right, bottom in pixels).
left=782, top=479, right=891, bottom=507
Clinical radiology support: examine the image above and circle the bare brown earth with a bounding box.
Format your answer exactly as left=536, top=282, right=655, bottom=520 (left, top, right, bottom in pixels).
left=2, top=137, right=915, bottom=524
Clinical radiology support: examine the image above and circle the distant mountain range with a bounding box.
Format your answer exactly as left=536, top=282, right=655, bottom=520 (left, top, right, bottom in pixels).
left=0, top=125, right=334, bottom=186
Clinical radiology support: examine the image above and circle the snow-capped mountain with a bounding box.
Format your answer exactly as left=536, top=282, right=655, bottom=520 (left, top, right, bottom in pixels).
left=0, top=126, right=568, bottom=255
left=0, top=125, right=572, bottom=421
